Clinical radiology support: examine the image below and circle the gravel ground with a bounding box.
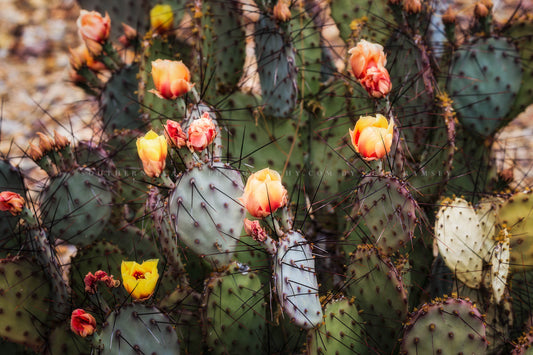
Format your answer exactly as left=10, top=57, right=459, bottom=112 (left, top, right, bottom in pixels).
left=0, top=0, right=532, bottom=188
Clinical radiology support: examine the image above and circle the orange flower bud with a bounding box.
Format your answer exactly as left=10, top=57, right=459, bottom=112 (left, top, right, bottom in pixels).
left=149, top=59, right=194, bottom=100
left=349, top=114, right=394, bottom=161
left=150, top=4, right=174, bottom=34
left=136, top=130, right=168, bottom=178
left=187, top=112, right=217, bottom=152
left=442, top=6, right=456, bottom=24
left=348, top=40, right=392, bottom=98
left=240, top=168, right=288, bottom=218
left=54, top=130, right=70, bottom=149
left=69, top=45, right=106, bottom=72
left=164, top=120, right=187, bottom=148
left=121, top=260, right=159, bottom=300
left=403, top=0, right=422, bottom=14
left=37, top=132, right=54, bottom=153
left=273, top=0, right=291, bottom=22
left=0, top=191, right=24, bottom=216
left=27, top=143, right=43, bottom=161
left=474, top=2, right=489, bottom=18
left=70, top=309, right=96, bottom=337
left=76, top=10, right=111, bottom=54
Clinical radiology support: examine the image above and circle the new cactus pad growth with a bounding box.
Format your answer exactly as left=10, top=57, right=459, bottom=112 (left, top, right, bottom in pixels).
left=0, top=0, right=533, bottom=353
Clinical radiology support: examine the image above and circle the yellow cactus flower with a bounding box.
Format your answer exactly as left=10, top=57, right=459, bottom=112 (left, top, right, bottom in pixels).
left=121, top=260, right=159, bottom=300
left=136, top=130, right=168, bottom=178
left=150, top=4, right=174, bottom=34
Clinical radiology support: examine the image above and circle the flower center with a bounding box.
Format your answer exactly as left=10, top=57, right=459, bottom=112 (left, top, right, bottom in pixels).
left=132, top=271, right=146, bottom=280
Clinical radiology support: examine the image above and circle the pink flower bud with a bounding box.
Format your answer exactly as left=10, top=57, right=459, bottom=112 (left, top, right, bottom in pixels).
left=76, top=10, right=111, bottom=54
left=165, top=120, right=187, bottom=148
left=348, top=40, right=392, bottom=98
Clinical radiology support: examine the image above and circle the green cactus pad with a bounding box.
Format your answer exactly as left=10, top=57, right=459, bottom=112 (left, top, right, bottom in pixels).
left=255, top=14, right=298, bottom=118
left=329, top=0, right=395, bottom=45
left=293, top=11, right=322, bottom=97
left=306, top=297, right=368, bottom=354
left=100, top=65, right=144, bottom=134
left=352, top=174, right=419, bottom=255
left=203, top=261, right=267, bottom=353
left=95, top=303, right=179, bottom=354
left=40, top=168, right=113, bottom=247
left=46, top=323, right=91, bottom=355
left=201, top=0, right=246, bottom=97
left=0, top=159, right=26, bottom=258
left=387, top=30, right=437, bottom=159
left=435, top=197, right=498, bottom=288
left=275, top=230, right=323, bottom=329
left=70, top=240, right=125, bottom=305
left=400, top=296, right=488, bottom=354
left=502, top=16, right=533, bottom=119
left=447, top=37, right=522, bottom=138
left=345, top=244, right=408, bottom=354
left=498, top=191, right=533, bottom=270
left=0, top=257, right=51, bottom=351
left=168, top=162, right=245, bottom=268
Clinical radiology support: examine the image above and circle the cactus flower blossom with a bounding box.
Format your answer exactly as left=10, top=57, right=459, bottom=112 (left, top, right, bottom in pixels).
left=137, top=130, right=168, bottom=177
left=240, top=168, right=288, bottom=218
left=187, top=112, right=217, bottom=152
left=76, top=10, right=111, bottom=54
left=348, top=40, right=392, bottom=98
left=0, top=191, right=25, bottom=216
left=150, top=59, right=194, bottom=100
left=150, top=4, right=174, bottom=34
left=349, top=114, right=394, bottom=161
left=121, top=260, right=159, bottom=300
left=165, top=120, right=187, bottom=148
left=273, top=0, right=291, bottom=22
left=70, top=309, right=97, bottom=337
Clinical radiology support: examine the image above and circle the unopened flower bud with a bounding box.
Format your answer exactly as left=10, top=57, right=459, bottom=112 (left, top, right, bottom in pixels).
left=27, top=143, right=43, bottom=161
left=403, top=0, right=422, bottom=14
left=273, top=0, right=291, bottom=22
left=37, top=132, right=54, bottom=153
left=54, top=130, right=70, bottom=149
left=442, top=6, right=457, bottom=24
left=474, top=2, right=489, bottom=18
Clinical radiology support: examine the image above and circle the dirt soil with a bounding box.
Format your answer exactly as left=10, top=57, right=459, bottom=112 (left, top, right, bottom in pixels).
left=0, top=0, right=532, bottom=188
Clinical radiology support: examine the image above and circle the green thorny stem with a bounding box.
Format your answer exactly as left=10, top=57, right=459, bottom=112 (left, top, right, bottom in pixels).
left=20, top=207, right=70, bottom=318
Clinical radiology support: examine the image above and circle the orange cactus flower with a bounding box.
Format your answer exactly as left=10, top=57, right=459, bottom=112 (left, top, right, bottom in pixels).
left=70, top=309, right=97, bottom=337
left=164, top=120, right=187, bottom=148
left=150, top=4, right=174, bottom=34
left=121, top=260, right=159, bottom=300
left=76, top=10, right=111, bottom=54
left=240, top=168, right=288, bottom=218
left=348, top=40, right=392, bottom=98
left=349, top=114, right=395, bottom=161
left=0, top=191, right=24, bottom=216
left=187, top=112, right=217, bottom=152
left=136, top=130, right=168, bottom=178
left=150, top=59, right=194, bottom=100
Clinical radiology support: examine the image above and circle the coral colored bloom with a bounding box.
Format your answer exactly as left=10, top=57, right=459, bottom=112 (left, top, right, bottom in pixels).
left=164, top=120, right=187, bottom=148
left=273, top=0, right=291, bottom=22
left=349, top=114, right=394, bottom=161
left=70, top=309, right=96, bottom=337
left=121, top=260, right=159, bottom=300
left=84, top=270, right=120, bottom=294
left=76, top=10, right=111, bottom=54
left=244, top=218, right=268, bottom=242
left=0, top=191, right=24, bottom=216
left=240, top=168, right=288, bottom=218
left=187, top=112, right=217, bottom=152
left=137, top=130, right=168, bottom=178
left=150, top=4, right=174, bottom=34
left=348, top=40, right=392, bottom=98
left=150, top=59, right=194, bottom=100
